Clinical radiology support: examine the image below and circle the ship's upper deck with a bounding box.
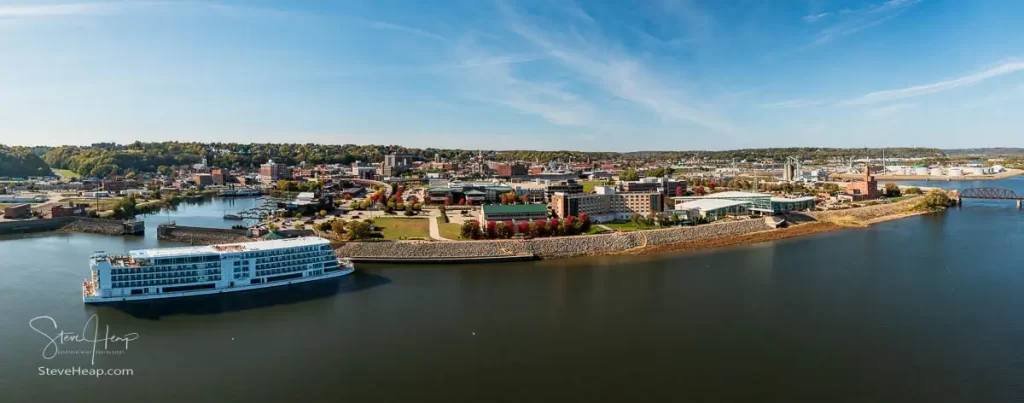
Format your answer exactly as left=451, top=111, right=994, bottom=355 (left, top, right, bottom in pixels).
left=127, top=237, right=329, bottom=259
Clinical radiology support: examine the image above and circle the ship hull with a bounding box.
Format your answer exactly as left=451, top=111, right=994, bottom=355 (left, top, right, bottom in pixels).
left=84, top=266, right=354, bottom=304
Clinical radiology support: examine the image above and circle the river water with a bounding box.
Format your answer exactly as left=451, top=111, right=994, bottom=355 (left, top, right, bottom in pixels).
left=2, top=182, right=1024, bottom=402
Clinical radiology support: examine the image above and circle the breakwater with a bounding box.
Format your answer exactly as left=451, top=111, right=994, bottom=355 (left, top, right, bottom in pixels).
left=156, top=223, right=249, bottom=245
left=0, top=217, right=137, bottom=236
left=334, top=218, right=773, bottom=260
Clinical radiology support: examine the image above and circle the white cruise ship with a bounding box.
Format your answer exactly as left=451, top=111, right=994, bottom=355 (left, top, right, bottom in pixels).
left=83, top=237, right=354, bottom=303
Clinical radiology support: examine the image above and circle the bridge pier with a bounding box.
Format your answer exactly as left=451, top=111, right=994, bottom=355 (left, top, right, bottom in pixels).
left=1018, top=200, right=1022, bottom=210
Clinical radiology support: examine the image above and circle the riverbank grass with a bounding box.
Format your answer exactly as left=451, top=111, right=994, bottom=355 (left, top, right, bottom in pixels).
left=64, top=197, right=122, bottom=211
left=373, top=217, right=430, bottom=240
left=438, top=222, right=463, bottom=240
left=603, top=222, right=658, bottom=232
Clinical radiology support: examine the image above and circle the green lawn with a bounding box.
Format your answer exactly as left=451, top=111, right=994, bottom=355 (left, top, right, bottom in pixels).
left=438, top=221, right=464, bottom=240
left=52, top=169, right=80, bottom=179
left=580, top=181, right=615, bottom=193
left=64, top=197, right=121, bottom=211
left=602, top=222, right=658, bottom=232
left=586, top=226, right=609, bottom=234
left=372, top=217, right=430, bottom=240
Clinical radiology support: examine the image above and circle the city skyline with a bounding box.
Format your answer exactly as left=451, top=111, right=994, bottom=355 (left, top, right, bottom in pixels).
left=2, top=0, right=1024, bottom=150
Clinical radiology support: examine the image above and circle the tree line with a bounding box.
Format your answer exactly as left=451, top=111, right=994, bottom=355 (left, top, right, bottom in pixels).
left=34, top=142, right=960, bottom=177
left=460, top=214, right=593, bottom=239
left=0, top=145, right=51, bottom=177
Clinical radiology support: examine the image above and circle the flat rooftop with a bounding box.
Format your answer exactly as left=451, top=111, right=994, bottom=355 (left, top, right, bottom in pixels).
left=770, top=196, right=816, bottom=203
left=676, top=199, right=751, bottom=211
left=128, top=237, right=328, bottom=259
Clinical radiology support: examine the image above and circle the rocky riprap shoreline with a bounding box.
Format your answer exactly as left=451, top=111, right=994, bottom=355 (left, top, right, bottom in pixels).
left=334, top=218, right=773, bottom=260
left=60, top=217, right=131, bottom=235
left=156, top=224, right=249, bottom=245
left=804, top=196, right=922, bottom=222
left=0, top=216, right=132, bottom=236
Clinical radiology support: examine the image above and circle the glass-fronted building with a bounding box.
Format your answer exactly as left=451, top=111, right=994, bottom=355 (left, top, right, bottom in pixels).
left=673, top=191, right=816, bottom=215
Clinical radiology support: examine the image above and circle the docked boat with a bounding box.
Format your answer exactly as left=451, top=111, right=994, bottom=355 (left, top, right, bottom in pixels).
left=83, top=237, right=354, bottom=303
left=235, top=189, right=261, bottom=196
left=223, top=213, right=243, bottom=220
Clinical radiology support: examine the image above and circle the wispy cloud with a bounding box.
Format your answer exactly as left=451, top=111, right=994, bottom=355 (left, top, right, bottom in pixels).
left=368, top=21, right=447, bottom=42
left=493, top=0, right=735, bottom=133
left=866, top=103, right=916, bottom=118
left=842, top=60, right=1024, bottom=106
left=802, top=12, right=832, bottom=23
left=452, top=44, right=595, bottom=126
left=447, top=54, right=543, bottom=69
left=812, top=0, right=923, bottom=45
left=961, top=83, right=1024, bottom=110
left=760, top=99, right=827, bottom=109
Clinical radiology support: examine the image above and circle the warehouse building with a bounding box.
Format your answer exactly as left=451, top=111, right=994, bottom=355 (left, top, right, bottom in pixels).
left=479, top=204, right=549, bottom=223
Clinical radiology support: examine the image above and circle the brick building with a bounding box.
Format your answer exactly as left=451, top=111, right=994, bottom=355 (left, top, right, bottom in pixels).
left=550, top=187, right=663, bottom=223
left=259, top=159, right=291, bottom=183
left=845, top=168, right=880, bottom=200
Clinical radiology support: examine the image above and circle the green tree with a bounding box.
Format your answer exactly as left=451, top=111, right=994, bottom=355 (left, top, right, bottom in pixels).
left=331, top=219, right=347, bottom=234
left=113, top=196, right=138, bottom=219
left=620, top=168, right=640, bottom=182
left=915, top=189, right=951, bottom=211
left=822, top=183, right=841, bottom=193
left=346, top=221, right=373, bottom=240
left=884, top=183, right=901, bottom=197
left=904, top=187, right=923, bottom=195
left=0, top=145, right=51, bottom=177
left=316, top=221, right=333, bottom=232
left=645, top=167, right=665, bottom=177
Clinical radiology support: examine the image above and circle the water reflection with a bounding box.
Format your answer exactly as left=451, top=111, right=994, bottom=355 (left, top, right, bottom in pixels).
left=97, top=271, right=390, bottom=319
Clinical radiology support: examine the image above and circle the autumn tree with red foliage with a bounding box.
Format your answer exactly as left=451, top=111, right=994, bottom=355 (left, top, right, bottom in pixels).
left=579, top=213, right=592, bottom=232
left=486, top=220, right=497, bottom=239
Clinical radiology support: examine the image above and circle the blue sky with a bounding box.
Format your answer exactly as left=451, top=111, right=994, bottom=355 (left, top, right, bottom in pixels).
left=1, top=0, right=1023, bottom=151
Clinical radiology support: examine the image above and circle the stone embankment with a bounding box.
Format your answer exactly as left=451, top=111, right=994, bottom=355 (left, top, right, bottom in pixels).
left=334, top=218, right=773, bottom=260
left=0, top=217, right=134, bottom=236
left=157, top=223, right=248, bottom=245
left=61, top=217, right=131, bottom=235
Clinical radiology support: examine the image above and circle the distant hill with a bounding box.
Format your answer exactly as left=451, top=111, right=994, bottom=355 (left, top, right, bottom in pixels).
left=942, top=148, right=1024, bottom=156
left=0, top=145, right=52, bottom=177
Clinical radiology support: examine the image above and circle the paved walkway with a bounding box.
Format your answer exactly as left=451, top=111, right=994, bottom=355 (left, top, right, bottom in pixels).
left=597, top=224, right=614, bottom=232
left=428, top=215, right=450, bottom=241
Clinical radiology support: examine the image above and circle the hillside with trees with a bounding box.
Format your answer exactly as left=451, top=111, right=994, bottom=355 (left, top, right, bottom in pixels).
left=0, top=145, right=52, bottom=177
left=34, top=142, right=956, bottom=176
